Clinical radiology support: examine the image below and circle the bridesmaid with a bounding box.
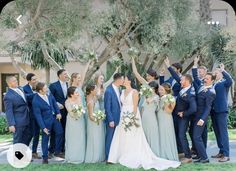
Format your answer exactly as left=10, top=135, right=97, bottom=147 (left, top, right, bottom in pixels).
left=157, top=83, right=179, bottom=161
left=141, top=81, right=160, bottom=156
left=85, top=84, right=105, bottom=163
left=131, top=57, right=159, bottom=112
left=95, top=67, right=119, bottom=111
left=65, top=86, right=86, bottom=163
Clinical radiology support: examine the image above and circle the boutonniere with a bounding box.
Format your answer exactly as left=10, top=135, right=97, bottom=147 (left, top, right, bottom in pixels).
left=182, top=93, right=187, bottom=97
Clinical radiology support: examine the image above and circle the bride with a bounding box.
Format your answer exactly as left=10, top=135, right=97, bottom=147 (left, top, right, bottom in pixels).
left=108, top=74, right=181, bottom=170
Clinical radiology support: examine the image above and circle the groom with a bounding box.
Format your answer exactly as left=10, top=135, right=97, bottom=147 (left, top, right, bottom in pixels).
left=104, top=73, right=124, bottom=161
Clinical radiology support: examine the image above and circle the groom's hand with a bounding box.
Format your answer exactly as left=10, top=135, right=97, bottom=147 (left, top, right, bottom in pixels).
left=109, top=121, right=115, bottom=128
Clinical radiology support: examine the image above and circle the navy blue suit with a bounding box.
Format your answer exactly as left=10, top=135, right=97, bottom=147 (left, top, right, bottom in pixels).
left=104, top=84, right=121, bottom=160
left=3, top=88, right=31, bottom=145
left=23, top=84, right=40, bottom=153
left=162, top=67, right=183, bottom=153
left=49, top=80, right=68, bottom=153
left=192, top=68, right=216, bottom=160
left=32, top=93, right=63, bottom=159
left=211, top=71, right=232, bottom=157
left=176, top=87, right=197, bottom=158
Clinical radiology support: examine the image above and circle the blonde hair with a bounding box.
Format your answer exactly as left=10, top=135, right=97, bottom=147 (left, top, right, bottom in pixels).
left=70, top=73, right=80, bottom=86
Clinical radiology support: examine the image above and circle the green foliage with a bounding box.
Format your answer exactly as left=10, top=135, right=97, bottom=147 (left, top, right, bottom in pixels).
left=0, top=115, right=9, bottom=134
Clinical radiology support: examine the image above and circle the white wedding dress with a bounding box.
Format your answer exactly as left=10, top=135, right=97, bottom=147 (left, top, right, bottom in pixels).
left=108, top=90, right=181, bottom=170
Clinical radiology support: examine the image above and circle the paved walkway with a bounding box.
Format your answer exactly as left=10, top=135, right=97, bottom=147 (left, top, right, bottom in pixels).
left=0, top=140, right=235, bottom=164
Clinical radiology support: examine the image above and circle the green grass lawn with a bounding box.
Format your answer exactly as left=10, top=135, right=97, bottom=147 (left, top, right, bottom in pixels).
left=0, top=163, right=236, bottom=171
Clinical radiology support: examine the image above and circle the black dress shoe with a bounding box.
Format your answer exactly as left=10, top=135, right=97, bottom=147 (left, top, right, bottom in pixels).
left=193, top=158, right=201, bottom=163
left=200, top=159, right=210, bottom=163
left=192, top=155, right=200, bottom=160
left=42, top=159, right=48, bottom=164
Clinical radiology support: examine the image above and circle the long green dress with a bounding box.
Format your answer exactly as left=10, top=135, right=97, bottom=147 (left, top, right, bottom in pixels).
left=85, top=100, right=105, bottom=163
left=157, top=95, right=179, bottom=161
left=65, top=100, right=86, bottom=164
left=141, top=95, right=160, bottom=157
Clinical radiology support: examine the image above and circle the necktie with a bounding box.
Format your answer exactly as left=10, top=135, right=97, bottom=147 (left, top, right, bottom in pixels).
left=16, top=88, right=26, bottom=102
left=62, top=82, right=67, bottom=98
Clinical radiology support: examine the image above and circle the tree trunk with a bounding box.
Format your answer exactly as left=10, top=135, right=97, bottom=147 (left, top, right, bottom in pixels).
left=45, top=68, right=50, bottom=85
left=199, top=0, right=211, bottom=23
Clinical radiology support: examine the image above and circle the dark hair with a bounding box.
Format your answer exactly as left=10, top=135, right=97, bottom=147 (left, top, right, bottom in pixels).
left=125, top=74, right=136, bottom=89
left=36, top=82, right=46, bottom=92
left=161, top=83, right=172, bottom=94
left=113, top=73, right=123, bottom=81
left=26, top=73, right=35, bottom=81
left=206, top=72, right=216, bottom=81
left=86, top=84, right=96, bottom=95
left=148, top=81, right=159, bottom=95
left=182, top=74, right=193, bottom=84
left=172, top=63, right=183, bottom=73
left=147, top=68, right=159, bottom=80
left=57, top=69, right=66, bottom=77
left=67, top=86, right=77, bottom=98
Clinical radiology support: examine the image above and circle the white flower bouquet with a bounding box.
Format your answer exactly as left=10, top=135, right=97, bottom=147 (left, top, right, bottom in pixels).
left=163, top=94, right=176, bottom=113
left=92, top=110, right=106, bottom=125
left=71, top=104, right=85, bottom=120
left=122, top=112, right=140, bottom=132
left=139, top=85, right=153, bottom=98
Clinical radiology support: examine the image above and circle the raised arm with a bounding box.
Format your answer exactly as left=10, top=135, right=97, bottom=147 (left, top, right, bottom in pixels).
left=104, top=67, right=119, bottom=89
left=219, top=64, right=233, bottom=88
left=131, top=57, right=148, bottom=85
left=192, top=56, right=202, bottom=87
left=164, top=57, right=181, bottom=83
left=80, top=60, right=92, bottom=87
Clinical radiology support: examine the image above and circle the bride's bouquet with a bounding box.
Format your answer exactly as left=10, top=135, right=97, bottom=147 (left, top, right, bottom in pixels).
left=71, top=104, right=85, bottom=120
left=92, top=110, right=106, bottom=125
left=139, top=85, right=153, bottom=98
left=122, top=112, right=140, bottom=132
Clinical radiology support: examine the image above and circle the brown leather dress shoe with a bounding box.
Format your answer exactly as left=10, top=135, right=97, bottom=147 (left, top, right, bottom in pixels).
left=42, top=159, right=48, bottom=164
left=211, top=153, right=223, bottom=158
left=219, top=157, right=230, bottom=162
left=181, top=158, right=193, bottom=164
left=54, top=153, right=65, bottom=158
left=32, top=153, right=42, bottom=159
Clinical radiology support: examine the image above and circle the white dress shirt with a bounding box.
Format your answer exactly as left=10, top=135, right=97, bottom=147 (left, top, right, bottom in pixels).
left=38, top=93, right=50, bottom=105
left=179, top=85, right=191, bottom=96
left=112, top=84, right=121, bottom=106
left=59, top=80, right=67, bottom=98
left=11, top=88, right=26, bottom=102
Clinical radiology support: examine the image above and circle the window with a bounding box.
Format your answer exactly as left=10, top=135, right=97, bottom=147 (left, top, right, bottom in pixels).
left=211, top=9, right=228, bottom=26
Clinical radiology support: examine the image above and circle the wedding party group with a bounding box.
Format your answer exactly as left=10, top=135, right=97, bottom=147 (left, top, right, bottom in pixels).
left=3, top=55, right=233, bottom=170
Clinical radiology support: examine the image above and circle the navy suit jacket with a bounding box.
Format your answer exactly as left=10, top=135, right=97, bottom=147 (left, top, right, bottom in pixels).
left=32, top=93, right=60, bottom=130
left=192, top=68, right=216, bottom=121
left=160, top=67, right=181, bottom=97
left=49, top=81, right=68, bottom=115
left=23, top=84, right=36, bottom=116
left=213, top=71, right=233, bottom=113
left=175, top=87, right=197, bottom=118
left=3, top=88, right=30, bottom=127
left=104, top=84, right=121, bottom=125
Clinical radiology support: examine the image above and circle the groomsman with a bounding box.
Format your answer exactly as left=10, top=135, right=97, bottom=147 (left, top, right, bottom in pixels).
left=32, top=82, right=63, bottom=164
left=49, top=69, right=69, bottom=154
left=192, top=64, right=216, bottom=163
left=211, top=63, right=232, bottom=162
left=176, top=74, right=197, bottom=163
left=23, top=73, right=41, bottom=159
left=162, top=58, right=183, bottom=155
left=3, top=76, right=31, bottom=145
